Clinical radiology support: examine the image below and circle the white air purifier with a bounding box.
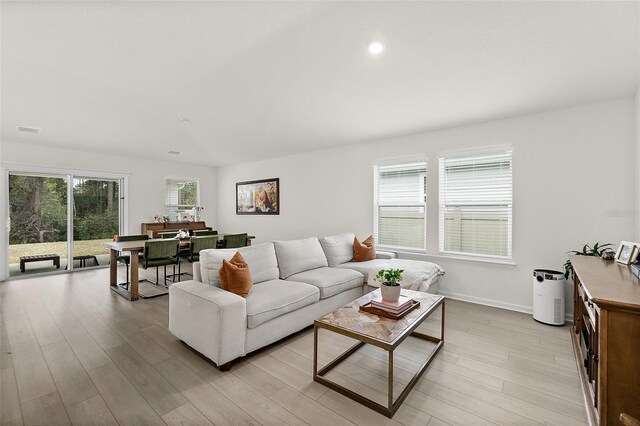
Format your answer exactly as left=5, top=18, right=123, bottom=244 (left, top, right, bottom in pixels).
left=532, top=269, right=565, bottom=326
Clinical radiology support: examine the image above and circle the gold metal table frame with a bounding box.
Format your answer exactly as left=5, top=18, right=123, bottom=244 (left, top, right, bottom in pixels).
left=313, top=293, right=445, bottom=418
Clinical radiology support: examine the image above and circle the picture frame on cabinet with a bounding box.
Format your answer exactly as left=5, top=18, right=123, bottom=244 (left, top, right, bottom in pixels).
left=614, top=241, right=640, bottom=265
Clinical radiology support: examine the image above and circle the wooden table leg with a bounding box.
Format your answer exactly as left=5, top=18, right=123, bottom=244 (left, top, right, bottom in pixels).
left=109, top=249, right=117, bottom=288
left=129, top=249, right=140, bottom=301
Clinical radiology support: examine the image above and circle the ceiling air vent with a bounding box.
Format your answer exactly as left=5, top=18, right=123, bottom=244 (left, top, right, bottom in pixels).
left=17, top=126, right=41, bottom=134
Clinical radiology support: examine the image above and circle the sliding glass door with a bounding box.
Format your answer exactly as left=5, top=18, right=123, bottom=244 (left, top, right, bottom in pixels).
left=8, top=174, right=69, bottom=276
left=71, top=178, right=120, bottom=270
left=4, top=170, right=125, bottom=278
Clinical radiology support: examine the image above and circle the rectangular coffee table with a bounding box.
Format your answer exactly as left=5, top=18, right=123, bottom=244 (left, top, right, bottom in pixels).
left=313, top=289, right=445, bottom=418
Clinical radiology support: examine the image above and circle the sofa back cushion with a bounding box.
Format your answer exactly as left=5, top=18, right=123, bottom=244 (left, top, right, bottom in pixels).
left=319, top=232, right=355, bottom=267
left=199, top=242, right=279, bottom=287
left=274, top=237, right=328, bottom=279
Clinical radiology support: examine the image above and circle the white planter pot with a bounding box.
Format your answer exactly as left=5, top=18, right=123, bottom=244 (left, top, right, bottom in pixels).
left=381, top=284, right=401, bottom=302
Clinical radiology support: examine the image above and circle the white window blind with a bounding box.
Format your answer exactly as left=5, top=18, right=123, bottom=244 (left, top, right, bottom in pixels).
left=439, top=148, right=512, bottom=259
left=165, top=179, right=199, bottom=221
left=373, top=160, right=427, bottom=251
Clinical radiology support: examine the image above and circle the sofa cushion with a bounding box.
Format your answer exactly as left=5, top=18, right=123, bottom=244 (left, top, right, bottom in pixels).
left=353, top=235, right=376, bottom=262
left=335, top=259, right=386, bottom=280
left=245, top=280, right=319, bottom=329
left=220, top=252, right=253, bottom=297
left=286, top=267, right=364, bottom=300
left=200, top=242, right=279, bottom=287
left=273, top=237, right=328, bottom=279
left=318, top=233, right=355, bottom=267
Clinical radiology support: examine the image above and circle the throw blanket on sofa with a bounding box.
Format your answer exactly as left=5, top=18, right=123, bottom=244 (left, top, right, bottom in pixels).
left=368, top=259, right=445, bottom=291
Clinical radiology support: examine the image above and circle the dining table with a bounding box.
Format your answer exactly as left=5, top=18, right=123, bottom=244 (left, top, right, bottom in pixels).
left=104, top=234, right=255, bottom=301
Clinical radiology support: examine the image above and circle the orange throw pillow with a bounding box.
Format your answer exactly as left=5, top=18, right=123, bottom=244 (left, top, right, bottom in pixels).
left=352, top=235, right=376, bottom=262
left=219, top=252, right=253, bottom=297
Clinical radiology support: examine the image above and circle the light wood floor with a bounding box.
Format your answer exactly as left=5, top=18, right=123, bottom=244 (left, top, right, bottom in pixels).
left=0, top=267, right=588, bottom=426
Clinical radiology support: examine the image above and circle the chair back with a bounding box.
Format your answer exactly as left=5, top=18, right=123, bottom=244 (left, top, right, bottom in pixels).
left=194, top=229, right=218, bottom=236
left=186, top=236, right=218, bottom=262
left=116, top=234, right=149, bottom=242
left=161, top=232, right=180, bottom=239
left=144, top=239, right=179, bottom=264
left=223, top=233, right=248, bottom=249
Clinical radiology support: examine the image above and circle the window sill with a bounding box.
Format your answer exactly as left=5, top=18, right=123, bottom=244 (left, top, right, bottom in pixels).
left=393, top=251, right=517, bottom=266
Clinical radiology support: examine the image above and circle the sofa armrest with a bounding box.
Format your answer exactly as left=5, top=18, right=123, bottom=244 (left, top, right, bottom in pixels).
left=169, top=280, right=247, bottom=366
left=192, top=261, right=202, bottom=282
left=376, top=251, right=397, bottom=259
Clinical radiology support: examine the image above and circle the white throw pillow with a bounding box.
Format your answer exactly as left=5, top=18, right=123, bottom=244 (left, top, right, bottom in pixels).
left=273, top=237, right=329, bottom=279
left=199, top=249, right=234, bottom=287
left=319, top=232, right=355, bottom=267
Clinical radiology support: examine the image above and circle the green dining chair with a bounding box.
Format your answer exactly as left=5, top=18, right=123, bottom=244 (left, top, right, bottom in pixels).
left=179, top=236, right=218, bottom=277
left=140, top=239, right=180, bottom=287
left=115, top=234, right=149, bottom=289
left=223, top=233, right=248, bottom=249
left=161, top=231, right=180, bottom=239
left=193, top=229, right=218, bottom=237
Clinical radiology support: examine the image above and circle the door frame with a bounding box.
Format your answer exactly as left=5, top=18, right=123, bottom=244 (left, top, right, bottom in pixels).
left=0, top=163, right=129, bottom=281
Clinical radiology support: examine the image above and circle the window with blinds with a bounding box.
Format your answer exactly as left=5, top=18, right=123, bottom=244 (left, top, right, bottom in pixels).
left=165, top=179, right=200, bottom=221
left=373, top=160, right=427, bottom=251
left=439, top=148, right=513, bottom=259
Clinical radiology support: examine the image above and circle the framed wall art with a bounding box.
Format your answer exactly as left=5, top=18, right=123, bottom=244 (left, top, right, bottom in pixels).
left=236, top=178, right=279, bottom=215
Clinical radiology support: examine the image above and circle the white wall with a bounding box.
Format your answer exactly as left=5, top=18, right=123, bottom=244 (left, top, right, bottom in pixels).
left=0, top=141, right=218, bottom=234
left=217, top=98, right=636, bottom=314
left=636, top=88, right=640, bottom=239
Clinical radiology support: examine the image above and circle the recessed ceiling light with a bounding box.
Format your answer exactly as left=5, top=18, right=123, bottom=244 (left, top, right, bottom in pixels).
left=17, top=126, right=41, bottom=134
left=368, top=41, right=385, bottom=55
left=168, top=150, right=181, bottom=155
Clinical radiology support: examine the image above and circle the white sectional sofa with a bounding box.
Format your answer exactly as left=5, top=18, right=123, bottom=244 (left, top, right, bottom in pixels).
left=169, top=233, right=443, bottom=370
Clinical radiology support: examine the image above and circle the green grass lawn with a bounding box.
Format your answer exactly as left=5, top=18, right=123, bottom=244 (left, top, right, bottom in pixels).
left=9, top=239, right=112, bottom=264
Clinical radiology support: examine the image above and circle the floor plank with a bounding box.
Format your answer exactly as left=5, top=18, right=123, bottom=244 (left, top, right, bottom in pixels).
left=154, top=357, right=259, bottom=426
left=249, top=352, right=329, bottom=400
left=106, top=343, right=187, bottom=416
left=424, top=364, right=586, bottom=425
left=20, top=391, right=70, bottom=426
left=140, top=324, right=211, bottom=373
left=200, top=368, right=309, bottom=426
left=62, top=328, right=112, bottom=372
left=87, top=362, right=165, bottom=425
left=1, top=367, right=24, bottom=426
left=161, top=402, right=215, bottom=426
left=270, top=385, right=356, bottom=426
left=405, top=390, right=493, bottom=425
left=231, top=359, right=288, bottom=397
left=317, top=390, right=404, bottom=426
left=65, top=395, right=118, bottom=426
left=40, top=340, right=99, bottom=407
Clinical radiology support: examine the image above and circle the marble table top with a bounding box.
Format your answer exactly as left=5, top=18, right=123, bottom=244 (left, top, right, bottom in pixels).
left=316, top=289, right=443, bottom=345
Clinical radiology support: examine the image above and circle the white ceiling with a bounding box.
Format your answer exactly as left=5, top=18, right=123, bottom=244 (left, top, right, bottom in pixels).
left=2, top=1, right=639, bottom=167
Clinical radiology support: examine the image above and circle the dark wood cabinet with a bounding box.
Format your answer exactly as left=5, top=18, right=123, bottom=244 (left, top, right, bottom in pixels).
left=141, top=221, right=210, bottom=238
left=571, top=256, right=640, bottom=425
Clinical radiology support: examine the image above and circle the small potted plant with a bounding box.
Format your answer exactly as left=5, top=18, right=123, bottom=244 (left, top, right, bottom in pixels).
left=375, top=268, right=404, bottom=302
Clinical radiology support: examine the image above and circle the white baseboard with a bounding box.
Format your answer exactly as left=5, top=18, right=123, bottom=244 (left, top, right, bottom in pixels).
left=438, top=290, right=574, bottom=323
